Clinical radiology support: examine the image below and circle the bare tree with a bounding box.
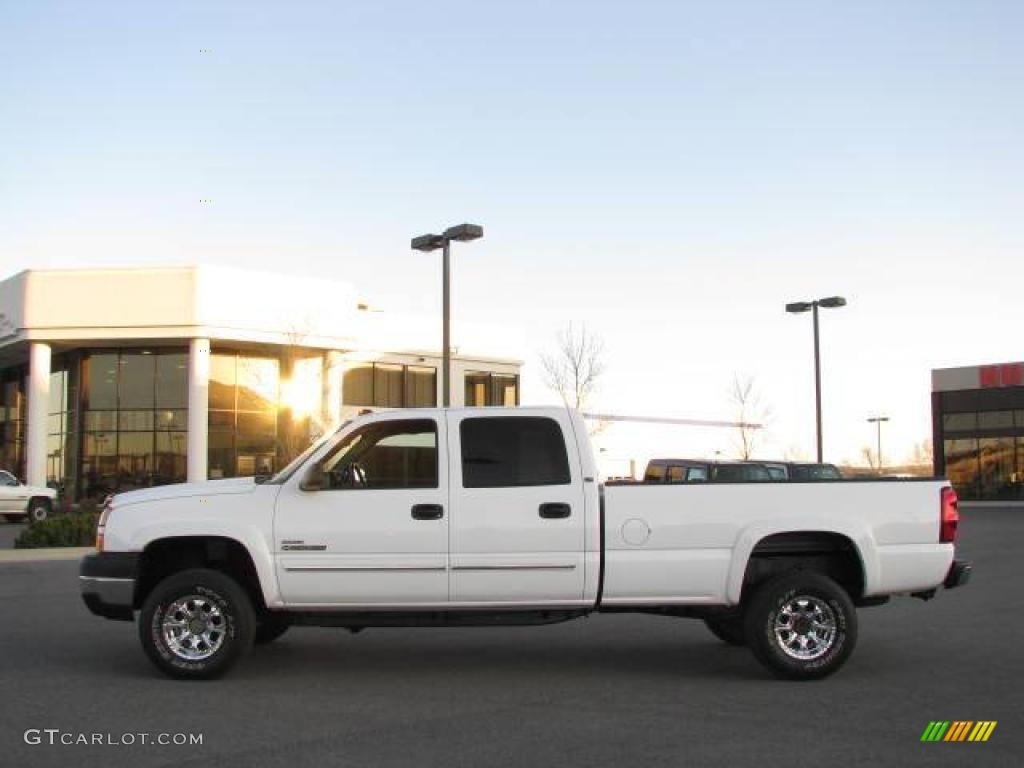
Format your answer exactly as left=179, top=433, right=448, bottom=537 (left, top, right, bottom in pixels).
left=730, top=374, right=771, bottom=460
left=861, top=446, right=880, bottom=471
left=541, top=323, right=606, bottom=409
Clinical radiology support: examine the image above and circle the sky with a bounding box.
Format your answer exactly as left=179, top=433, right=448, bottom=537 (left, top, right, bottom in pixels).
left=2, top=0, right=1022, bottom=470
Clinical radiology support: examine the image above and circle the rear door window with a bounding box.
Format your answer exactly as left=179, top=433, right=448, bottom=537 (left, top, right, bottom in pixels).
left=460, top=417, right=570, bottom=488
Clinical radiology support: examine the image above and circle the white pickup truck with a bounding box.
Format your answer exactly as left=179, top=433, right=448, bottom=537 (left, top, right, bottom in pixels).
left=80, top=406, right=970, bottom=681
left=0, top=469, right=56, bottom=522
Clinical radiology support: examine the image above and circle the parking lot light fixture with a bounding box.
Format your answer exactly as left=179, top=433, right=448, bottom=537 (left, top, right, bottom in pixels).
left=868, top=416, right=890, bottom=474
left=411, top=223, right=485, bottom=407
left=785, top=295, right=848, bottom=462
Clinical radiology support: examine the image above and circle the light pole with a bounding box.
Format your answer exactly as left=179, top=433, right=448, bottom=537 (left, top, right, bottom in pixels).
left=785, top=296, right=847, bottom=462
left=867, top=416, right=889, bottom=474
left=411, top=223, right=484, bottom=407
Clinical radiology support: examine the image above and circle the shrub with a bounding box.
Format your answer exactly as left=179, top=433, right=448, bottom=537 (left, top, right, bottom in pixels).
left=14, top=511, right=100, bottom=549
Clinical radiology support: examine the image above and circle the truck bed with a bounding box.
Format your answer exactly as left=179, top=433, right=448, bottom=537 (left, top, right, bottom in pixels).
left=600, top=478, right=953, bottom=607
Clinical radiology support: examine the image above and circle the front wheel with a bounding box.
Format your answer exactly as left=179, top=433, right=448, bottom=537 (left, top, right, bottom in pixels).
left=744, top=571, right=857, bottom=680
left=139, top=568, right=255, bottom=679
left=27, top=499, right=51, bottom=523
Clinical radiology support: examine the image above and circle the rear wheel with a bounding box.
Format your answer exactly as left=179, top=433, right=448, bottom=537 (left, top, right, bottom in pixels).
left=743, top=571, right=857, bottom=680
left=703, top=616, right=746, bottom=646
left=139, top=568, right=255, bottom=679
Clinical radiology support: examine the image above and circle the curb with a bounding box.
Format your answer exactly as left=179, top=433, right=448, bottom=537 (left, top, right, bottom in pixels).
left=0, top=547, right=93, bottom=563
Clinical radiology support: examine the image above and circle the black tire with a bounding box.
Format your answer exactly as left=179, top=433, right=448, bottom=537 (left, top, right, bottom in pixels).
left=704, top=616, right=746, bottom=646
left=138, top=568, right=255, bottom=679
left=27, top=498, right=51, bottom=523
left=254, top=614, right=292, bottom=645
left=743, top=571, right=857, bottom=680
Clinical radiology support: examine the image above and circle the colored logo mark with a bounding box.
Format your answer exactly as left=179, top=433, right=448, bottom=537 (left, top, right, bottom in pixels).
left=921, top=721, right=997, bottom=742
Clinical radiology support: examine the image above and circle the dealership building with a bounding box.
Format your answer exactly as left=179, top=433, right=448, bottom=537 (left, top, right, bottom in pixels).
left=0, top=266, right=521, bottom=501
left=932, top=361, right=1024, bottom=502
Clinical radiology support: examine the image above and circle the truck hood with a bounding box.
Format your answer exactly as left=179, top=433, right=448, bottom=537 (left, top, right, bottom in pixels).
left=112, top=477, right=258, bottom=507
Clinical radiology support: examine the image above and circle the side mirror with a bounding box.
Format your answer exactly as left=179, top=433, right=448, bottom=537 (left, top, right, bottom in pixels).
left=300, top=462, right=326, bottom=492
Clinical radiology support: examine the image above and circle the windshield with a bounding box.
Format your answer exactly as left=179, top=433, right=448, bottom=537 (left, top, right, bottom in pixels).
left=265, top=421, right=351, bottom=485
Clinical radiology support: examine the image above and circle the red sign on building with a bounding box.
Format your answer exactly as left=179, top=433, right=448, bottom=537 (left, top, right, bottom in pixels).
left=979, top=363, right=1023, bottom=388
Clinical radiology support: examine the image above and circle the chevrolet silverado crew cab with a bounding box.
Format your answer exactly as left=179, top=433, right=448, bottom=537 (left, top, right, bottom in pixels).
left=80, top=406, right=970, bottom=681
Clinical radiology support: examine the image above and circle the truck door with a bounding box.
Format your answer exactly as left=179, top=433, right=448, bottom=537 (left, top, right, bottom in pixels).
left=447, top=412, right=587, bottom=606
left=274, top=415, right=449, bottom=606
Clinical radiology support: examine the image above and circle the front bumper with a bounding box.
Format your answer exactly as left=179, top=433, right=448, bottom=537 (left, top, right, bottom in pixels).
left=80, top=552, right=139, bottom=621
left=944, top=558, right=972, bottom=589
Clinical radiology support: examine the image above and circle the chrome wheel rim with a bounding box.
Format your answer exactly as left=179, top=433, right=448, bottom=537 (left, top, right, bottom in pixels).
left=773, top=595, right=837, bottom=660
left=161, top=594, right=226, bottom=661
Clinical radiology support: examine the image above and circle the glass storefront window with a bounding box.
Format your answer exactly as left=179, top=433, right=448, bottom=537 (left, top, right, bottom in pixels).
left=944, top=438, right=979, bottom=500
left=465, top=371, right=519, bottom=407
left=374, top=364, right=404, bottom=407
left=207, top=351, right=279, bottom=478
left=942, top=412, right=976, bottom=432
left=118, top=410, right=155, bottom=431
left=978, top=411, right=1014, bottom=430
left=119, top=353, right=156, bottom=409
left=1, top=370, right=28, bottom=480
left=406, top=366, right=437, bottom=407
left=84, top=353, right=118, bottom=410
left=343, top=363, right=437, bottom=408
left=343, top=365, right=373, bottom=406
left=238, top=357, right=279, bottom=412
left=491, top=375, right=519, bottom=407
left=979, top=437, right=1019, bottom=500
left=156, top=354, right=188, bottom=408
left=208, top=428, right=234, bottom=480
left=79, top=349, right=188, bottom=497
left=209, top=354, right=237, bottom=410
left=46, top=367, right=70, bottom=488
left=465, top=373, right=488, bottom=407
left=154, top=431, right=186, bottom=485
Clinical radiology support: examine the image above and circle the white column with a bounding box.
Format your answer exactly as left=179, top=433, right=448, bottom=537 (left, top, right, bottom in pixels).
left=450, top=358, right=465, bottom=407
left=187, top=338, right=210, bottom=483
left=25, top=342, right=51, bottom=487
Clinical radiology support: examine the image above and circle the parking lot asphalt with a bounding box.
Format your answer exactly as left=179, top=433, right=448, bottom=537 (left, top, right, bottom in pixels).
left=1, top=508, right=1021, bottom=768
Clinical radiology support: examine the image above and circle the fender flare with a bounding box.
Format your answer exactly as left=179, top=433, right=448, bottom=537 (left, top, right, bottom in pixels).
left=725, top=518, right=880, bottom=604
left=129, top=522, right=280, bottom=607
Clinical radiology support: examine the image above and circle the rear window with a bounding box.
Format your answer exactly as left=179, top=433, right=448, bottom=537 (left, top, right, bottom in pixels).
left=461, top=417, right=571, bottom=488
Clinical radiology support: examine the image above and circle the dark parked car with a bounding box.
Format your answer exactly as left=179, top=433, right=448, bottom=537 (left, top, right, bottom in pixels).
left=644, top=459, right=773, bottom=484
left=785, top=462, right=843, bottom=480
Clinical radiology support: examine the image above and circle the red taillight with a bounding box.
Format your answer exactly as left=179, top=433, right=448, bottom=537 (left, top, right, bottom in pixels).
left=940, top=486, right=959, bottom=544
